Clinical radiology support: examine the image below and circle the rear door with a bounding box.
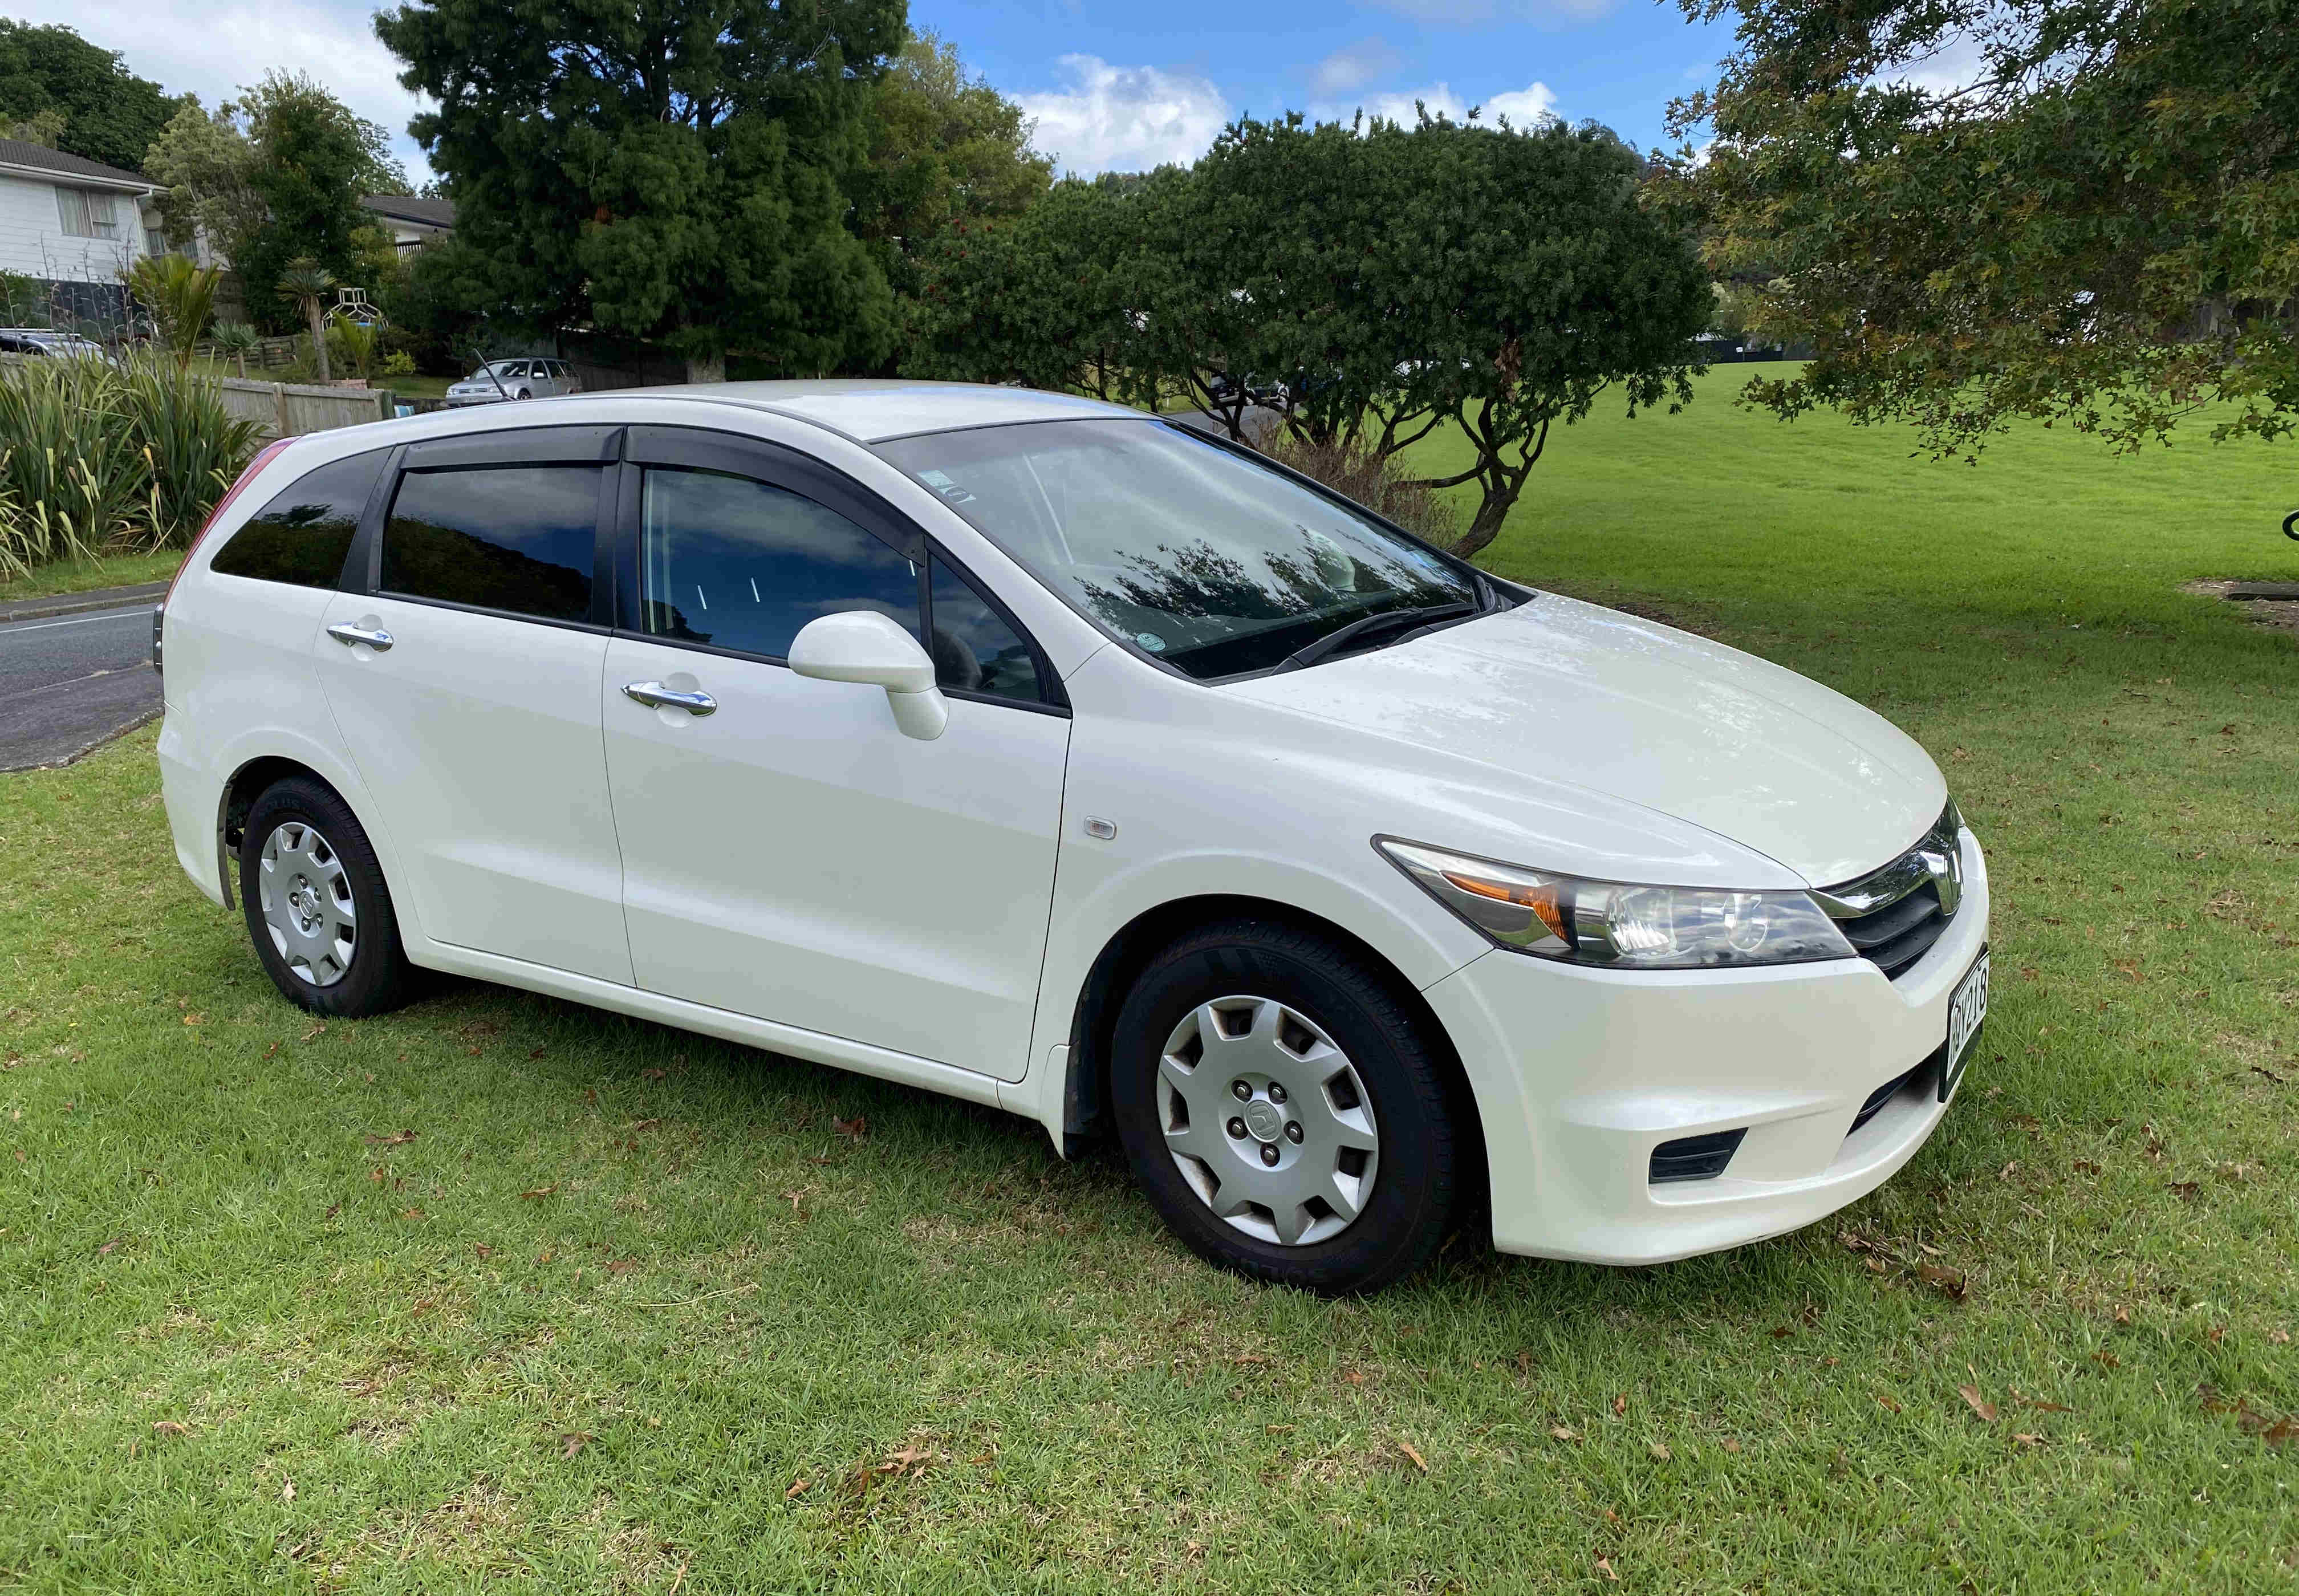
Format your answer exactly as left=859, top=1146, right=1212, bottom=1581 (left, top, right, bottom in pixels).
left=599, top=426, right=1070, bottom=1081
left=314, top=424, right=632, bottom=982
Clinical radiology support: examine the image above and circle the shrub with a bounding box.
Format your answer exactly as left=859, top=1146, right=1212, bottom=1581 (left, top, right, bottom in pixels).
left=1256, top=435, right=1464, bottom=554
left=0, top=351, right=263, bottom=577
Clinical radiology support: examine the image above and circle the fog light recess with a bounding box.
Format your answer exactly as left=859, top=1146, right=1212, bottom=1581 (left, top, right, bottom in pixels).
left=1648, top=1128, right=1748, bottom=1184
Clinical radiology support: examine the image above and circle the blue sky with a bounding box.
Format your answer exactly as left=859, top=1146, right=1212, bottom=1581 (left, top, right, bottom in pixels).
left=17, top=0, right=1735, bottom=181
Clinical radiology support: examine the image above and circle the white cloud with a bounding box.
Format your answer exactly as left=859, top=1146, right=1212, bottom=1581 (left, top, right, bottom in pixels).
left=10, top=0, right=433, bottom=179
left=1310, top=38, right=1406, bottom=96
left=1355, top=0, right=1614, bottom=24
left=1318, top=79, right=1561, bottom=129
left=1017, top=55, right=1233, bottom=177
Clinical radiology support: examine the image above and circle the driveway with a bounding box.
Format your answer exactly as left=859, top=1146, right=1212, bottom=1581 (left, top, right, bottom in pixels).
left=0, top=594, right=163, bottom=771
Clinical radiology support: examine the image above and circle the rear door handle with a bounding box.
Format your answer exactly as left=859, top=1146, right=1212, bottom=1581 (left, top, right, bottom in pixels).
left=326, top=622, right=393, bottom=652
left=623, top=681, right=716, bottom=716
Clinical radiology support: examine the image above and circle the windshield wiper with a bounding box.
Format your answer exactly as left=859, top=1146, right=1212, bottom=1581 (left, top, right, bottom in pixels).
left=1273, top=600, right=1479, bottom=674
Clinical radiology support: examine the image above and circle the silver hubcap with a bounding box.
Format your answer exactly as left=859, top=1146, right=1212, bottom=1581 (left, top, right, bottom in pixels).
left=1157, top=996, right=1380, bottom=1246
left=258, top=821, right=356, bottom=986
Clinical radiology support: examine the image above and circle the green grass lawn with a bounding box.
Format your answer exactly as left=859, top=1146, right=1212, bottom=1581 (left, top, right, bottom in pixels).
left=3, top=366, right=2296, bottom=1593
left=0, top=547, right=182, bottom=604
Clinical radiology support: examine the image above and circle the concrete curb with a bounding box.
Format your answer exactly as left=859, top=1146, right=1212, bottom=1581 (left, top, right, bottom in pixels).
left=0, top=582, right=170, bottom=625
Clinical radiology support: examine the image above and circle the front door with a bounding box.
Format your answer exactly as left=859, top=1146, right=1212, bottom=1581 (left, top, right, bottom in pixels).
left=600, top=429, right=1070, bottom=1081
left=314, top=430, right=631, bottom=983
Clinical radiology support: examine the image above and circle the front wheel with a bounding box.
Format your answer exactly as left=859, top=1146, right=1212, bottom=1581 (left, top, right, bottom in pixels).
left=1109, top=919, right=1464, bottom=1294
left=238, top=777, right=416, bottom=1017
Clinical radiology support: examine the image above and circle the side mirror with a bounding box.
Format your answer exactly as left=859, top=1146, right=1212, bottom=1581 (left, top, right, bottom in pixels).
left=787, top=610, right=948, bottom=741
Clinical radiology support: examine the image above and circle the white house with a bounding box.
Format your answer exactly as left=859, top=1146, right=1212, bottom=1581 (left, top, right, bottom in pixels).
left=0, top=138, right=169, bottom=328
left=359, top=194, right=455, bottom=255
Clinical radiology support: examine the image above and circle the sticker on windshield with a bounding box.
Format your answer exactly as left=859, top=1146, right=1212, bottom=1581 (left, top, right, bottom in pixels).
left=916, top=468, right=975, bottom=505
left=1136, top=632, right=1168, bottom=653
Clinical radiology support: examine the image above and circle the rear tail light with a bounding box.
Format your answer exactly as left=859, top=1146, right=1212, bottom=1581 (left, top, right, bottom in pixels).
left=153, top=436, right=296, bottom=675
left=163, top=436, right=295, bottom=611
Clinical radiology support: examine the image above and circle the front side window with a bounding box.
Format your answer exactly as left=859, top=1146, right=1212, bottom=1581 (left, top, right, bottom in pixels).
left=210, top=450, right=385, bottom=588
left=382, top=465, right=599, bottom=623
left=638, top=467, right=918, bottom=658
left=927, top=556, right=1045, bottom=703
left=876, top=419, right=1482, bottom=680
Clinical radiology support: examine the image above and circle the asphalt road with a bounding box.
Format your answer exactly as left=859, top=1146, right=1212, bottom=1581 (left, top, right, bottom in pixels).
left=0, top=601, right=162, bottom=771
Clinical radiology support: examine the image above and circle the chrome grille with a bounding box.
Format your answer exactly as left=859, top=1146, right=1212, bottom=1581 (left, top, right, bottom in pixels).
left=1814, top=802, right=1963, bottom=982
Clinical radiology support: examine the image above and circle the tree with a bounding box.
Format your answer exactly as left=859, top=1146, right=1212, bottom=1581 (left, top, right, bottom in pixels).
left=1667, top=0, right=2299, bottom=457
left=376, top=0, right=906, bottom=382
left=907, top=171, right=1164, bottom=399
left=145, top=75, right=406, bottom=334
left=0, top=21, right=187, bottom=174
left=124, top=254, right=223, bottom=369
left=850, top=29, right=1051, bottom=346
left=1366, top=116, right=1711, bottom=555
left=278, top=257, right=337, bottom=381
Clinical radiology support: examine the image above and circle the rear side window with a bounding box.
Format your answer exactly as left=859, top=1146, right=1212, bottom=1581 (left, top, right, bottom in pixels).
left=637, top=466, right=919, bottom=657
left=381, top=465, right=600, bottom=623
left=209, top=450, right=384, bottom=588
left=927, top=556, right=1046, bottom=704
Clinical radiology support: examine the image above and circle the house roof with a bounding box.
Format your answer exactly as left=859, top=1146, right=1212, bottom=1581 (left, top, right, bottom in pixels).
left=361, top=194, right=456, bottom=229
left=0, top=140, right=152, bottom=189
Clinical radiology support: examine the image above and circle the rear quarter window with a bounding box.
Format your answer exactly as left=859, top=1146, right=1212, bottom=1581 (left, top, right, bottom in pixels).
left=208, top=449, right=385, bottom=588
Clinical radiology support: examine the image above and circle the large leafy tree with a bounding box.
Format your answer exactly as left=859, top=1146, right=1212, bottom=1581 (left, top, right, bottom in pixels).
left=1668, top=0, right=2299, bottom=456
left=145, top=74, right=408, bottom=332
left=850, top=28, right=1051, bottom=344
left=0, top=21, right=187, bottom=174
left=376, top=0, right=905, bottom=380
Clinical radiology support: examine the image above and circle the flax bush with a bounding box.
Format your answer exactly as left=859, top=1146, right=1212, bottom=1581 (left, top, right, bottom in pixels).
left=0, top=352, right=263, bottom=579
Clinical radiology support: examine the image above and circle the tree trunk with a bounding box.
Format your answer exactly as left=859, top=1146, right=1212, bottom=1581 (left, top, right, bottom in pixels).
left=685, top=351, right=726, bottom=384
left=1454, top=488, right=1517, bottom=561
left=233, top=352, right=246, bottom=378
left=306, top=306, right=330, bottom=383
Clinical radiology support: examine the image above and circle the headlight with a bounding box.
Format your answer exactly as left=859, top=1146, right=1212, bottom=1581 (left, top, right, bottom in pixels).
left=1375, top=838, right=1857, bottom=970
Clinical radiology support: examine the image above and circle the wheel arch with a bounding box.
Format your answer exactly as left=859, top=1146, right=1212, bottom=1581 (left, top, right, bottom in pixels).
left=214, top=754, right=350, bottom=911
left=1057, top=894, right=1488, bottom=1210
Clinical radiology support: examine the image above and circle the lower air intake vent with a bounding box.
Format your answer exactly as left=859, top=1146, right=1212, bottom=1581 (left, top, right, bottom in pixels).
left=1650, top=1128, right=1747, bottom=1184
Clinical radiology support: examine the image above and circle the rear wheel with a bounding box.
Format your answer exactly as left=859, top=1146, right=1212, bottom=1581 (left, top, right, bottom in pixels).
left=238, top=777, right=416, bottom=1017
left=1109, top=918, right=1462, bottom=1294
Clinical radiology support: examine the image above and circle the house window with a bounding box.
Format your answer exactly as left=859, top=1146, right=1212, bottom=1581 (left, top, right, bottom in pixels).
left=55, top=188, right=121, bottom=239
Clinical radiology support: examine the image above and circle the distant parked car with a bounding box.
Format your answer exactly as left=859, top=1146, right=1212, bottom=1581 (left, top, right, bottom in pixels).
left=444, top=359, right=580, bottom=406
left=0, top=328, right=116, bottom=364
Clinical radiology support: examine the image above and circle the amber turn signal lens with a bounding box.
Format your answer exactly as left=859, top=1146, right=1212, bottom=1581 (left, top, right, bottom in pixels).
left=1441, top=870, right=1570, bottom=941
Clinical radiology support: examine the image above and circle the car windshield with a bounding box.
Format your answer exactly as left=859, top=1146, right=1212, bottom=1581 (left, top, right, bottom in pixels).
left=875, top=419, right=1483, bottom=680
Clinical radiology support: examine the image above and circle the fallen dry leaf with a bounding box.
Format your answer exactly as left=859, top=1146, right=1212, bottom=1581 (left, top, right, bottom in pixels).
left=301, top=1024, right=326, bottom=1043
left=2114, top=1305, right=2132, bottom=1326
left=1550, top=1424, right=1579, bottom=1441
left=1959, top=1385, right=1998, bottom=1423
left=1340, top=1370, right=1366, bottom=1386
left=2167, top=1181, right=2201, bottom=1202
left=1613, top=1393, right=1627, bottom=1418
left=520, top=1185, right=558, bottom=1201
left=400, top=1207, right=424, bottom=1221
left=473, top=1243, right=492, bottom=1258
left=1918, top=1264, right=1968, bottom=1301
left=2012, top=1432, right=2044, bottom=1446
left=1398, top=1440, right=1428, bottom=1472
left=785, top=1477, right=810, bottom=1498
left=1876, top=1393, right=1903, bottom=1414
left=363, top=1129, right=416, bottom=1147
left=1647, top=1440, right=1671, bottom=1461
left=560, top=1432, right=589, bottom=1458
left=151, top=1420, right=187, bottom=1437
left=833, top=1115, right=868, bottom=1140
left=1595, top=1557, right=1619, bottom=1582
left=1720, top=1437, right=1741, bottom=1454
left=281, top=1480, right=295, bottom=1503
left=642, top=1067, right=667, bottom=1082
left=96, top=1236, right=127, bottom=1256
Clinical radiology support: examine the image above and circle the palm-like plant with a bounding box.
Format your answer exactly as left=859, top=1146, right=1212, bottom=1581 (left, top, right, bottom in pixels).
left=122, top=255, right=223, bottom=371
left=277, top=257, right=337, bottom=383
left=212, top=321, right=259, bottom=378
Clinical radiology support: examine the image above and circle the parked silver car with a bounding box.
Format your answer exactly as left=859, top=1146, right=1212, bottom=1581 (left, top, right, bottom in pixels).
left=444, top=358, right=580, bottom=405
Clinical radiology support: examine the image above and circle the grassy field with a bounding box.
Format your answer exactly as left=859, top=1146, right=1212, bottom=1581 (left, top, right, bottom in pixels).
left=2, top=364, right=2295, bottom=1593
left=0, top=547, right=182, bottom=604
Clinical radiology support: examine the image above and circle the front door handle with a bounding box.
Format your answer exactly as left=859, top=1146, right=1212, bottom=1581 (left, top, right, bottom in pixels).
left=326, top=622, right=393, bottom=652
left=623, top=681, right=717, bottom=717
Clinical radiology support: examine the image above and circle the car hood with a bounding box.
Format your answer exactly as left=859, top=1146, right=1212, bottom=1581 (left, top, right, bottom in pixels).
left=1222, top=591, right=1947, bottom=888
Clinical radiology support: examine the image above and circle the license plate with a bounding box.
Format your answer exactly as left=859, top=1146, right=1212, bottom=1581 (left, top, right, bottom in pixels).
left=1941, top=946, right=1989, bottom=1102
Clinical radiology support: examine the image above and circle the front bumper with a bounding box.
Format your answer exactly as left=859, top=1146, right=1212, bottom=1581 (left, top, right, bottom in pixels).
left=1424, top=827, right=1989, bottom=1264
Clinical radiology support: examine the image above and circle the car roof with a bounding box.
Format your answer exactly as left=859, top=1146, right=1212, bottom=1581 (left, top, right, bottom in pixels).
left=589, top=379, right=1144, bottom=443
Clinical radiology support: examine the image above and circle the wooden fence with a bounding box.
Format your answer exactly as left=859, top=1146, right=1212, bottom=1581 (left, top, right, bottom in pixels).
left=212, top=376, right=400, bottom=439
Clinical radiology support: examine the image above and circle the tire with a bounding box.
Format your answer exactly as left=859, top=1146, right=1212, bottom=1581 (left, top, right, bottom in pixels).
left=1109, top=917, right=1462, bottom=1294
left=238, top=776, right=417, bottom=1017
left=513, top=388, right=531, bottom=400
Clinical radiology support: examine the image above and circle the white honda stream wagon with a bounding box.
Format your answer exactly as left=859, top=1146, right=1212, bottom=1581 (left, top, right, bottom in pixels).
left=153, top=382, right=1989, bottom=1293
